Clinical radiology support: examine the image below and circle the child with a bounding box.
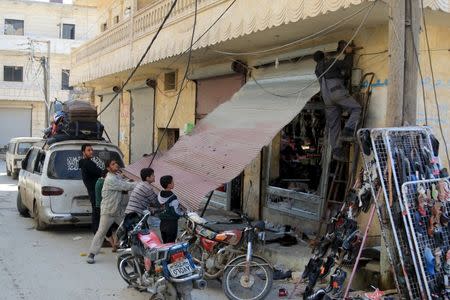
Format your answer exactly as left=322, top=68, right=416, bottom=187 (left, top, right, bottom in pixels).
left=86, top=159, right=136, bottom=264
left=158, top=175, right=185, bottom=243
left=95, top=169, right=118, bottom=251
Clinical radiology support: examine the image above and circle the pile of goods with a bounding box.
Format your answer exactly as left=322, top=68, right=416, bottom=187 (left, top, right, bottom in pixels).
left=43, top=100, right=104, bottom=145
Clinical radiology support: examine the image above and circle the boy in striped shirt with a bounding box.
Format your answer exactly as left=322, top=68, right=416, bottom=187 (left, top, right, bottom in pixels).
left=123, top=168, right=162, bottom=237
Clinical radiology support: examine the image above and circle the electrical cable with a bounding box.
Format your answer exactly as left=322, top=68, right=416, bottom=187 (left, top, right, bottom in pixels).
left=153, top=0, right=237, bottom=98
left=210, top=2, right=375, bottom=56
left=248, top=0, right=377, bottom=99
left=420, top=0, right=450, bottom=166
left=98, top=0, right=179, bottom=117
left=148, top=0, right=198, bottom=168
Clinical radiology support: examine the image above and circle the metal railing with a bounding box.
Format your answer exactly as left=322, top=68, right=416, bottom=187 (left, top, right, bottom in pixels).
left=73, top=0, right=218, bottom=64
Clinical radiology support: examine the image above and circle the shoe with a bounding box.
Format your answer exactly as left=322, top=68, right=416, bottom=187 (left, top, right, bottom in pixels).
left=319, top=255, right=335, bottom=279
left=86, top=253, right=95, bottom=264
left=332, top=148, right=347, bottom=162
left=304, top=288, right=330, bottom=300
left=435, top=248, right=442, bottom=272
left=325, top=268, right=347, bottom=296
left=340, top=127, right=355, bottom=142
left=425, top=247, right=436, bottom=276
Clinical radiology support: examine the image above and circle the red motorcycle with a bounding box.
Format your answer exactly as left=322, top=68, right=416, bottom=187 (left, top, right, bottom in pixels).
left=117, top=212, right=206, bottom=300
left=179, top=212, right=273, bottom=300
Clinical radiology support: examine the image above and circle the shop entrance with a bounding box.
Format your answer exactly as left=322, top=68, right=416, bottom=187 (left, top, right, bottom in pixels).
left=266, top=93, right=329, bottom=220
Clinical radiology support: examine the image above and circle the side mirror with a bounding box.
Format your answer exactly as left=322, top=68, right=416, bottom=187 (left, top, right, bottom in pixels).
left=21, top=160, right=27, bottom=170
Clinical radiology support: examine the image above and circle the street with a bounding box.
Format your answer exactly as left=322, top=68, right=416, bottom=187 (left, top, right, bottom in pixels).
left=0, top=160, right=226, bottom=300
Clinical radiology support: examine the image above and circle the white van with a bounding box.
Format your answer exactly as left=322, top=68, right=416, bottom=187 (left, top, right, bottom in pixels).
left=17, top=140, right=124, bottom=230
left=6, top=137, right=42, bottom=179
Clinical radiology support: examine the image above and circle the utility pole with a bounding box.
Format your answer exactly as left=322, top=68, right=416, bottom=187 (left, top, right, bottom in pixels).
left=386, top=0, right=421, bottom=126
left=382, top=0, right=422, bottom=290
left=33, top=40, right=51, bottom=127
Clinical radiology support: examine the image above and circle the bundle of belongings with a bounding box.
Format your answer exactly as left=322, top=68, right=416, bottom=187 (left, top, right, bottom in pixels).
left=43, top=100, right=104, bottom=145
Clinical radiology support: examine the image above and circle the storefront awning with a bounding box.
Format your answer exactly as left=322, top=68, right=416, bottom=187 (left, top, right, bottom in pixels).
left=124, top=72, right=320, bottom=210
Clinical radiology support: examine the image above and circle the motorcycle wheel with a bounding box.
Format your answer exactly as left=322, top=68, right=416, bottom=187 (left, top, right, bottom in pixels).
left=117, top=252, right=139, bottom=286
left=223, top=256, right=273, bottom=300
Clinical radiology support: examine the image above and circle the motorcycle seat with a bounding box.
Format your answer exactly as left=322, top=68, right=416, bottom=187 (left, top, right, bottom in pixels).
left=187, top=212, right=208, bottom=225
left=138, top=231, right=175, bottom=250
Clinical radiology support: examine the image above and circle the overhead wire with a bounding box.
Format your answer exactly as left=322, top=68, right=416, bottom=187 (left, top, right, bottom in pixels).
left=98, top=0, right=179, bottom=117
left=152, top=0, right=237, bottom=98
left=247, top=0, right=377, bottom=99
left=148, top=0, right=198, bottom=168
left=420, top=0, right=450, bottom=165
left=209, top=2, right=375, bottom=57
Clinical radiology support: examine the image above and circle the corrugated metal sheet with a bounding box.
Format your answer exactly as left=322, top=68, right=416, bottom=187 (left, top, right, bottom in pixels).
left=125, top=72, right=320, bottom=210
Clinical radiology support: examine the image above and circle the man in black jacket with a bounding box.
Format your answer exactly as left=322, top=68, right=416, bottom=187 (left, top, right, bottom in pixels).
left=313, top=42, right=361, bottom=161
left=79, top=144, right=103, bottom=233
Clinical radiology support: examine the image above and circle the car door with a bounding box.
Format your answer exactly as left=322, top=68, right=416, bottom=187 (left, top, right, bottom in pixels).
left=31, top=150, right=46, bottom=207
left=24, top=149, right=39, bottom=209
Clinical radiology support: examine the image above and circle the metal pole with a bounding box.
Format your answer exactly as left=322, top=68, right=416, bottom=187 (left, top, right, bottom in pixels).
left=343, top=201, right=377, bottom=298
left=200, top=191, right=214, bottom=217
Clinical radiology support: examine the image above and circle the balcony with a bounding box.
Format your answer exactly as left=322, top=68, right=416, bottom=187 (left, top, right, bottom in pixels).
left=70, top=0, right=448, bottom=86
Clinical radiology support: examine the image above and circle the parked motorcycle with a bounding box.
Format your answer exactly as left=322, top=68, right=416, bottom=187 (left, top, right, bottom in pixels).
left=179, top=212, right=273, bottom=300
left=117, top=211, right=207, bottom=300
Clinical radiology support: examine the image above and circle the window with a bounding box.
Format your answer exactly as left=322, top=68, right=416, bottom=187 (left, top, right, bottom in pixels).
left=164, top=72, right=177, bottom=91
left=8, top=143, right=16, bottom=153
left=4, top=19, right=24, bottom=35
left=50, top=0, right=63, bottom=3
left=4, top=66, right=23, bottom=82
left=47, top=150, right=123, bottom=180
left=61, top=69, right=72, bottom=90
left=101, top=22, right=107, bottom=32
left=114, top=15, right=120, bottom=24
left=61, top=23, right=75, bottom=39
left=26, top=149, right=38, bottom=172
left=34, top=152, right=46, bottom=174
left=17, top=142, right=34, bottom=155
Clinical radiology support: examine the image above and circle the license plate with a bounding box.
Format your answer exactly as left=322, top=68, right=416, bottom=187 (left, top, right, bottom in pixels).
left=167, top=259, right=193, bottom=278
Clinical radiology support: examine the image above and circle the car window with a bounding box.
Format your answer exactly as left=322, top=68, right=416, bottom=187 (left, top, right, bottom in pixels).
left=34, top=152, right=46, bottom=174
left=47, top=149, right=123, bottom=180
left=17, top=142, right=34, bottom=155
left=26, top=149, right=39, bottom=172
left=8, top=142, right=15, bottom=153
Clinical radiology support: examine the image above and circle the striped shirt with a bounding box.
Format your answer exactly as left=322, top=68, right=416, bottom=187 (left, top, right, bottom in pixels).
left=125, top=181, right=159, bottom=216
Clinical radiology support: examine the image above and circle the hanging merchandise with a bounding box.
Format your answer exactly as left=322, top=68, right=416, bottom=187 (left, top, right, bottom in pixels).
left=357, top=126, right=450, bottom=299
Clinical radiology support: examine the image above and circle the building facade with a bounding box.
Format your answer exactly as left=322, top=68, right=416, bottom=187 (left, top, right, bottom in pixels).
left=70, top=0, right=450, bottom=237
left=0, top=0, right=98, bottom=146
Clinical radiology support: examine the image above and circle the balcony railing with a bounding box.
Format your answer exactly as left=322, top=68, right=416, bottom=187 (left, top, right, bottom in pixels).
left=73, top=0, right=217, bottom=65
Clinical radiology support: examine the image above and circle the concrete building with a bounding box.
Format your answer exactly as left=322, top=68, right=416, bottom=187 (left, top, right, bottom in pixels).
left=70, top=0, right=450, bottom=282
left=0, top=0, right=98, bottom=147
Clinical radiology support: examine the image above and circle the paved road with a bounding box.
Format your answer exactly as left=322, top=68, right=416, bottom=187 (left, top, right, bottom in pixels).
left=0, top=161, right=226, bottom=300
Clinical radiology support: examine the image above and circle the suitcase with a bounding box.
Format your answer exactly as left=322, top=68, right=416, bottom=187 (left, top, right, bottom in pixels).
left=63, top=100, right=97, bottom=122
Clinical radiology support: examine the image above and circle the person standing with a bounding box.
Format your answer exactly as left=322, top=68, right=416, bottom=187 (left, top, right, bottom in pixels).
left=86, top=159, right=136, bottom=264
left=158, top=175, right=185, bottom=243
left=79, top=144, right=103, bottom=233
left=313, top=43, right=361, bottom=162
left=94, top=170, right=119, bottom=251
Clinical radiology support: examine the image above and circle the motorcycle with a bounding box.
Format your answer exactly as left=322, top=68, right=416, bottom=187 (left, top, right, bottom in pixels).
left=116, top=211, right=207, bottom=300
left=179, top=212, right=273, bottom=300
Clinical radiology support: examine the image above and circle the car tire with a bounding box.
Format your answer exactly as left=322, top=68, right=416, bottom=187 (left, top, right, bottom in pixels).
left=17, top=192, right=30, bottom=217
left=33, top=201, right=48, bottom=231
